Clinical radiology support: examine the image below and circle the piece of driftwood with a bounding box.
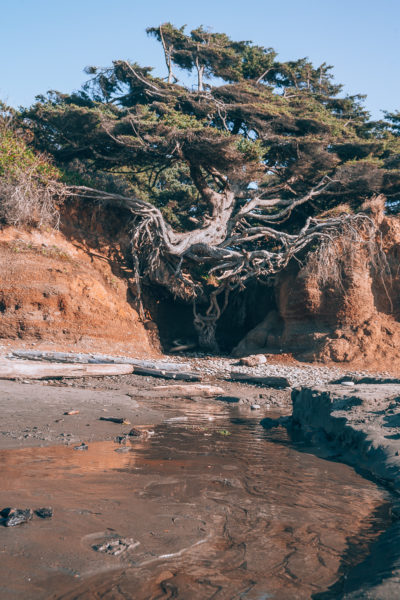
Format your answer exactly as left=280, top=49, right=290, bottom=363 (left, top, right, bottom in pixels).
left=229, top=372, right=291, bottom=388
left=0, top=361, right=133, bottom=380
left=169, top=343, right=196, bottom=353
left=99, top=417, right=130, bottom=424
left=10, top=350, right=190, bottom=371
left=132, top=366, right=201, bottom=381
left=152, top=384, right=225, bottom=397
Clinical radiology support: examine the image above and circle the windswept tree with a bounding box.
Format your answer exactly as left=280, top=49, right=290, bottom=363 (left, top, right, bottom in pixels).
left=146, top=23, right=187, bottom=84
left=22, top=27, right=400, bottom=350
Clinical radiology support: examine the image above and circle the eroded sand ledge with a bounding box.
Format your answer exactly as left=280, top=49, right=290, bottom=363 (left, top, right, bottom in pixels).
left=291, top=383, right=400, bottom=599
left=292, top=384, right=400, bottom=492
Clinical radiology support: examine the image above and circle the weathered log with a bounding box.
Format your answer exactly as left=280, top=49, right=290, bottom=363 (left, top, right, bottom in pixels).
left=0, top=361, right=133, bottom=380
left=169, top=343, right=196, bottom=353
left=10, top=350, right=190, bottom=371
left=151, top=384, right=224, bottom=397
left=229, top=372, right=290, bottom=388
left=132, top=366, right=201, bottom=381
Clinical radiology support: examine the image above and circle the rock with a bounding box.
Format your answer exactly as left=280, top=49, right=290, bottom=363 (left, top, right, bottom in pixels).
left=239, top=355, right=267, bottom=367
left=232, top=310, right=283, bottom=357
left=341, top=381, right=355, bottom=386
left=250, top=404, right=261, bottom=410
left=128, top=427, right=143, bottom=437
left=73, top=442, right=88, bottom=451
left=93, top=537, right=140, bottom=556
left=35, top=507, right=53, bottom=519
left=64, top=410, right=79, bottom=415
left=127, top=427, right=154, bottom=439
left=216, top=396, right=241, bottom=403
left=1, top=508, right=33, bottom=527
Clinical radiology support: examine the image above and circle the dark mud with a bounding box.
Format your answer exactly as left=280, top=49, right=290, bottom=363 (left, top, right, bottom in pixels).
left=0, top=396, right=393, bottom=599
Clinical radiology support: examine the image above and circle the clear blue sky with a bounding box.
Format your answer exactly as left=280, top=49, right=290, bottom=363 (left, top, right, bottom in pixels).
left=1, top=0, right=399, bottom=119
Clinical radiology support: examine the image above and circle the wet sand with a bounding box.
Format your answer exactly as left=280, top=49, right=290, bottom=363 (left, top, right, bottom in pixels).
left=0, top=379, right=394, bottom=599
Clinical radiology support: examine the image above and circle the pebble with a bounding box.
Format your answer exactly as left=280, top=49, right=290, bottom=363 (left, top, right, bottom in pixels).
left=239, top=355, right=267, bottom=367
left=35, top=507, right=53, bottom=519
left=73, top=442, right=88, bottom=451
left=160, top=356, right=380, bottom=388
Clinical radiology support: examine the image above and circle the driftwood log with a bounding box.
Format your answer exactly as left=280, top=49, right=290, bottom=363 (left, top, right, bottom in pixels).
left=10, top=350, right=190, bottom=371
left=229, top=372, right=291, bottom=388
left=151, top=384, right=225, bottom=397
left=132, top=366, right=201, bottom=381
left=0, top=361, right=134, bottom=380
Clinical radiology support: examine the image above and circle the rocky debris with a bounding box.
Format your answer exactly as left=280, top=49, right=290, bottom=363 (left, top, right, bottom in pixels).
left=73, top=442, right=88, bottom=451
left=229, top=372, right=291, bottom=388
left=0, top=507, right=33, bottom=527
left=152, top=384, right=225, bottom=398
left=128, top=427, right=143, bottom=437
left=164, top=356, right=380, bottom=389
left=114, top=428, right=152, bottom=443
left=127, top=427, right=154, bottom=439
left=2, top=351, right=386, bottom=390
left=238, top=355, right=267, bottom=367
left=34, top=507, right=53, bottom=519
left=93, top=538, right=140, bottom=556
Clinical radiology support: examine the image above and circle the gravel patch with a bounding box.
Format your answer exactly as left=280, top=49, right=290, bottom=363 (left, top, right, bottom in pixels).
left=157, top=354, right=390, bottom=388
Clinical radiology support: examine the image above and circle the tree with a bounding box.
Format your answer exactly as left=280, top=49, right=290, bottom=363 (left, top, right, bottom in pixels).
left=21, top=28, right=400, bottom=351
left=146, top=24, right=187, bottom=84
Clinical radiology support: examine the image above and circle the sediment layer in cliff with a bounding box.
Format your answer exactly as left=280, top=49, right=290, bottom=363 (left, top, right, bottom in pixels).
left=233, top=206, right=400, bottom=373
left=0, top=224, right=158, bottom=357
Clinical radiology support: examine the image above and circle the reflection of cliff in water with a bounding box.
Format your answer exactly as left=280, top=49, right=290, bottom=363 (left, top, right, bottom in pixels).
left=0, top=400, right=392, bottom=599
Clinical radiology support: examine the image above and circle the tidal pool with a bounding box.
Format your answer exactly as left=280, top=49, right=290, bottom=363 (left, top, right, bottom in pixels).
left=0, top=399, right=393, bottom=599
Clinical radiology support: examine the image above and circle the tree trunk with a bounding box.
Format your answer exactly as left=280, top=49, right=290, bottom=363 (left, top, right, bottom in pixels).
left=167, top=56, right=173, bottom=84
left=196, top=58, right=204, bottom=92
left=193, top=313, right=220, bottom=353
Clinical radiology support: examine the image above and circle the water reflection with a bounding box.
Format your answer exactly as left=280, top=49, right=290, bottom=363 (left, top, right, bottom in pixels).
left=0, top=400, right=392, bottom=600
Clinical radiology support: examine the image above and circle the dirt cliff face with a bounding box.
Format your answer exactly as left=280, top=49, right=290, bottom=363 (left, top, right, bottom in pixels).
left=234, top=211, right=400, bottom=373
left=0, top=223, right=158, bottom=357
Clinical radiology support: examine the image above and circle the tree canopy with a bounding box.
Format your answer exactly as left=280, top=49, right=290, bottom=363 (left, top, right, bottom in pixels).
left=19, top=24, right=400, bottom=350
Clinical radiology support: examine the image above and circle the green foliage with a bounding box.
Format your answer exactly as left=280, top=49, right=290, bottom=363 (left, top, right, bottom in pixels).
left=17, top=24, right=400, bottom=228
left=0, top=126, right=59, bottom=183
left=0, top=108, right=64, bottom=227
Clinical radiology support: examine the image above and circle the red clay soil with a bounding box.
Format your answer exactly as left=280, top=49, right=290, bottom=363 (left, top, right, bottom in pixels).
left=0, top=226, right=158, bottom=357
left=234, top=206, right=400, bottom=375
left=2, top=197, right=400, bottom=374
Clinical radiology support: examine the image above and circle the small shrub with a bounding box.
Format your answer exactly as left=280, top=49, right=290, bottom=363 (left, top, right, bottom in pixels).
left=0, top=117, right=67, bottom=228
